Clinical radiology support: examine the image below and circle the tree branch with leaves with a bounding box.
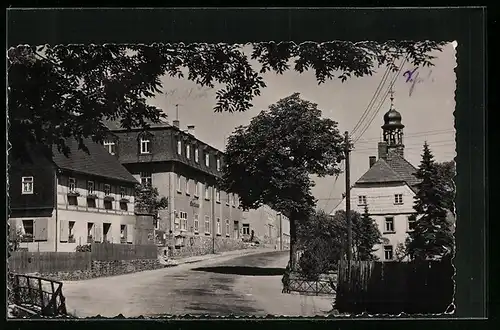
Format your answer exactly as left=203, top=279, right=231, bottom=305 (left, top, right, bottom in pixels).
left=8, top=41, right=446, bottom=159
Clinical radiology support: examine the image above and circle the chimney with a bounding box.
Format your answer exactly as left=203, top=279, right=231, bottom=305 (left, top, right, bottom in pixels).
left=369, top=156, right=376, bottom=168
left=187, top=125, right=195, bottom=136
left=173, top=120, right=180, bottom=128
left=378, top=142, right=388, bottom=160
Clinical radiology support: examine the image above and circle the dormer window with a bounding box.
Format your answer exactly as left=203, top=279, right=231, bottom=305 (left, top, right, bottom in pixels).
left=87, top=181, right=95, bottom=194
left=195, top=148, right=199, bottom=163
left=140, top=138, right=150, bottom=154
left=104, top=184, right=111, bottom=196
left=177, top=139, right=182, bottom=155
left=68, top=177, right=76, bottom=192
left=21, top=176, right=34, bottom=195
left=104, top=140, right=116, bottom=155
left=120, top=186, right=126, bottom=198
left=186, top=144, right=191, bottom=159
left=216, top=157, right=221, bottom=171
left=205, top=153, right=210, bottom=167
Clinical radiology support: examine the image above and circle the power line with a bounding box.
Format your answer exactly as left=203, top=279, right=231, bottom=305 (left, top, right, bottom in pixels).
left=351, top=65, right=392, bottom=137
left=353, top=56, right=409, bottom=144
left=355, top=129, right=455, bottom=144
left=322, top=161, right=344, bottom=212
left=352, top=141, right=455, bottom=153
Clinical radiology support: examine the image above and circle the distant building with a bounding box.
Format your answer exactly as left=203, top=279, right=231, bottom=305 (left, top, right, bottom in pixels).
left=8, top=139, right=140, bottom=252
left=332, top=95, right=420, bottom=261
left=106, top=119, right=245, bottom=253
left=241, top=205, right=290, bottom=249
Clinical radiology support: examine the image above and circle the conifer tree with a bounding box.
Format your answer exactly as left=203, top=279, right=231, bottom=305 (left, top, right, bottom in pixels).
left=356, top=205, right=384, bottom=260
left=407, top=142, right=454, bottom=261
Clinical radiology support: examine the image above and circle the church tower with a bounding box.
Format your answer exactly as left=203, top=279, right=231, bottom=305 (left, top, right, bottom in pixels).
left=378, top=87, right=405, bottom=159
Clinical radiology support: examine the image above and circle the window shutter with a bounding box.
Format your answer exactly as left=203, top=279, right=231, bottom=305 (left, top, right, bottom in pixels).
left=94, top=224, right=102, bottom=242
left=60, top=220, right=69, bottom=242
left=34, top=218, right=48, bottom=241
left=126, top=224, right=134, bottom=243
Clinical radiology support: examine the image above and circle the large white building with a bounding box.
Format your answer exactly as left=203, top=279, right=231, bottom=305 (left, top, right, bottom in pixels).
left=332, top=98, right=420, bottom=261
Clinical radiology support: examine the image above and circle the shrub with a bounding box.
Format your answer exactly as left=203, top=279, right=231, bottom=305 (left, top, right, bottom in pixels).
left=75, top=244, right=91, bottom=252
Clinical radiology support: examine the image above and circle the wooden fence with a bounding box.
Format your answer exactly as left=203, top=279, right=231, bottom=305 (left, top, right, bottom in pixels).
left=9, top=243, right=159, bottom=274
left=335, top=257, right=454, bottom=314
left=90, top=242, right=158, bottom=261
left=8, top=252, right=92, bottom=274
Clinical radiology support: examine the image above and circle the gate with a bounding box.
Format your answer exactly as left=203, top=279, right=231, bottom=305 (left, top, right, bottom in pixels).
left=10, top=273, right=67, bottom=316
left=287, top=272, right=337, bottom=295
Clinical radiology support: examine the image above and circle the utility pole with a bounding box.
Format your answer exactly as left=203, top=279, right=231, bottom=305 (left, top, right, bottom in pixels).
left=212, top=186, right=216, bottom=254
left=344, top=131, right=352, bottom=265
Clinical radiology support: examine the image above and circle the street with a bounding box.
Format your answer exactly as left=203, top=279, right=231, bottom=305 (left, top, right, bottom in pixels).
left=62, top=250, right=333, bottom=317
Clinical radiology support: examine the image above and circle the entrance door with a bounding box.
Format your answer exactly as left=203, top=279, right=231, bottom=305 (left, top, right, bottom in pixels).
left=233, top=221, right=239, bottom=239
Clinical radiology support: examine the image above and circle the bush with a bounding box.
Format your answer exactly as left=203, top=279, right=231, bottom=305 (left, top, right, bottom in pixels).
left=75, top=244, right=91, bottom=252
left=298, top=238, right=339, bottom=280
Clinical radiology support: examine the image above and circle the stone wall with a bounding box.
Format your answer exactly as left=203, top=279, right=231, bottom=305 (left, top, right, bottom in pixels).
left=32, top=258, right=164, bottom=281
left=164, top=235, right=249, bottom=258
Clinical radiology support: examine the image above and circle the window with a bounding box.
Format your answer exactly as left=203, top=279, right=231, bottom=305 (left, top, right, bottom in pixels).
left=204, top=216, right=211, bottom=234
left=177, top=139, right=182, bottom=155
left=194, top=214, right=199, bottom=233
left=174, top=210, right=180, bottom=230
left=120, top=201, right=128, bottom=211
left=68, top=195, right=78, bottom=206
left=384, top=245, right=394, bottom=260
left=186, top=144, right=191, bottom=159
left=21, top=220, right=34, bottom=242
left=177, top=174, right=182, bottom=193
left=384, top=217, right=395, bottom=232
left=216, top=189, right=221, bottom=203
left=408, top=215, right=417, bottom=231
left=205, top=153, right=210, bottom=167
left=104, top=199, right=113, bottom=210
left=68, top=221, right=76, bottom=243
left=104, top=140, right=116, bottom=155
left=205, top=185, right=210, bottom=200
left=358, top=195, right=367, bottom=205
left=230, top=194, right=234, bottom=206
left=120, top=224, right=127, bottom=243
left=104, top=184, right=111, bottom=196
left=194, top=181, right=199, bottom=197
left=394, top=194, right=403, bottom=204
left=140, top=138, right=150, bottom=154
left=216, top=218, right=221, bottom=235
left=225, top=219, right=230, bottom=236
left=103, top=223, right=111, bottom=242
left=216, top=157, right=221, bottom=171
left=87, top=223, right=94, bottom=243
left=242, top=224, right=250, bottom=235
left=195, top=148, right=199, bottom=163
left=69, top=177, right=76, bottom=192
left=87, top=197, right=96, bottom=208
left=179, top=211, right=188, bottom=231
left=87, top=181, right=94, bottom=194
left=140, top=172, right=152, bottom=186
left=21, top=176, right=34, bottom=194
left=185, top=179, right=190, bottom=195
left=154, top=217, right=159, bottom=230
left=120, top=186, right=126, bottom=198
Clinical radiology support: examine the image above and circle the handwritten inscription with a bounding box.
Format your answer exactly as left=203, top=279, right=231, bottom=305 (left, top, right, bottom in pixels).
left=402, top=68, right=434, bottom=97
left=164, top=86, right=212, bottom=101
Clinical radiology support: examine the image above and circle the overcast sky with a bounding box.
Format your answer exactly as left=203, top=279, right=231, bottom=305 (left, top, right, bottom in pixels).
left=148, top=41, right=457, bottom=212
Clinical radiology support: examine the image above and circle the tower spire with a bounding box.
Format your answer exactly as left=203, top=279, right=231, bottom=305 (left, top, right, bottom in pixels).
left=389, top=85, right=395, bottom=110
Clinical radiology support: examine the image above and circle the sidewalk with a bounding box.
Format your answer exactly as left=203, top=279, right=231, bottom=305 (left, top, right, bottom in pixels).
left=163, top=247, right=276, bottom=266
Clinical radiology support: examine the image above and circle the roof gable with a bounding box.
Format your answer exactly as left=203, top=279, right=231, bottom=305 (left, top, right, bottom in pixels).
left=385, top=154, right=420, bottom=192
left=52, top=139, right=139, bottom=185
left=356, top=158, right=404, bottom=184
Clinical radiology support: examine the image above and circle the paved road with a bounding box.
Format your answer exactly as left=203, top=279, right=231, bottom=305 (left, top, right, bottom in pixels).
left=63, top=250, right=333, bottom=318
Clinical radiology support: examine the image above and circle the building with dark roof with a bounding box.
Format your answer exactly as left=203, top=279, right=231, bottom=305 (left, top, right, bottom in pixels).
left=332, top=92, right=420, bottom=261
left=9, top=139, right=141, bottom=252
left=106, top=118, right=246, bottom=255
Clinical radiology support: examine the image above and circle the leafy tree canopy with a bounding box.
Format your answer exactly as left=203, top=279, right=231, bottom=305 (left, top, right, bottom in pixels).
left=219, top=93, right=345, bottom=219
left=8, top=41, right=445, bottom=159
left=435, top=160, right=456, bottom=216
left=134, top=184, right=168, bottom=217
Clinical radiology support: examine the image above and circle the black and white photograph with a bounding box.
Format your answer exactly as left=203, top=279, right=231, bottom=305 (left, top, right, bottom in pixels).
left=7, top=17, right=460, bottom=318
